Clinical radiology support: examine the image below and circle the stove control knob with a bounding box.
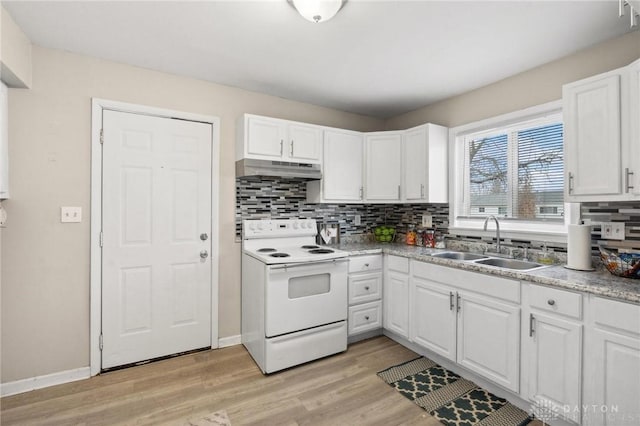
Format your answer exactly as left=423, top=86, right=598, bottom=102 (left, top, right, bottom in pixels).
left=292, top=222, right=299, bottom=229
left=257, top=222, right=263, bottom=230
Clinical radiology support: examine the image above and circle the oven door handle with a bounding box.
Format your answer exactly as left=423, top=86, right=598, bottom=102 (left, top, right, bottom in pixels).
left=269, top=258, right=349, bottom=270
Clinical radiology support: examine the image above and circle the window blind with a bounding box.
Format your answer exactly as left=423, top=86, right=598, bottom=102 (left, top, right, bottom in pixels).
left=464, top=119, right=564, bottom=221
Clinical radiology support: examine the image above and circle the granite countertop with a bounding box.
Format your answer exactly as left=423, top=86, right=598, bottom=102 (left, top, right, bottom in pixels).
left=332, top=242, right=640, bottom=305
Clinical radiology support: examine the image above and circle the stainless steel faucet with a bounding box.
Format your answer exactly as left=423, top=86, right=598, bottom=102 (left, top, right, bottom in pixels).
left=483, top=215, right=501, bottom=254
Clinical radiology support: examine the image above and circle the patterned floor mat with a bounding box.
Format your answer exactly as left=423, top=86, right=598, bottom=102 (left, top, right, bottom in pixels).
left=378, top=357, right=534, bottom=426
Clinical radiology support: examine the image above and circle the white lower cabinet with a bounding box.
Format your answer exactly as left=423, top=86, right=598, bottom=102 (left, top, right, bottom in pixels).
left=348, top=301, right=382, bottom=335
left=583, top=297, right=640, bottom=426
left=347, top=255, right=383, bottom=339
left=384, top=255, right=410, bottom=338
left=523, top=284, right=583, bottom=424
left=457, top=291, right=520, bottom=392
left=379, top=255, right=640, bottom=426
left=410, top=277, right=456, bottom=361
left=409, top=261, right=521, bottom=393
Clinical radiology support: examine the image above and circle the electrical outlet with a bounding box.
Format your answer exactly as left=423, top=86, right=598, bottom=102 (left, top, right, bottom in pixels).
left=61, top=206, right=82, bottom=223
left=602, top=222, right=625, bottom=240
left=422, top=215, right=432, bottom=227
left=354, top=214, right=361, bottom=226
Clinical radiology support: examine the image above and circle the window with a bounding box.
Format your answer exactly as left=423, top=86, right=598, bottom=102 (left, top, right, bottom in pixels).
left=463, top=117, right=563, bottom=221
left=451, top=101, right=575, bottom=240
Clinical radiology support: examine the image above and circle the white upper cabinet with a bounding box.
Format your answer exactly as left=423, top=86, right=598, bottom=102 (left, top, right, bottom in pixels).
left=288, top=124, right=322, bottom=163
left=628, top=59, right=640, bottom=196
left=563, top=59, right=639, bottom=201
left=0, top=82, right=8, bottom=199
left=307, top=129, right=363, bottom=202
left=402, top=124, right=448, bottom=203
left=235, top=113, right=449, bottom=204
left=365, top=132, right=402, bottom=202
left=237, top=114, right=322, bottom=164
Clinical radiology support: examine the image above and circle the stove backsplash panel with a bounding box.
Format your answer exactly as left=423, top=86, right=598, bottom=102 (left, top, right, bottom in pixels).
left=235, top=177, right=449, bottom=239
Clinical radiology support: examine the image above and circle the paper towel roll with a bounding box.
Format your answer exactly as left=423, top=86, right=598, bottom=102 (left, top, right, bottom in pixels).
left=567, top=224, right=593, bottom=271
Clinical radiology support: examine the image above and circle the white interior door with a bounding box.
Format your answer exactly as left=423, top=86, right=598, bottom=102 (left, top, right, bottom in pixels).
left=101, top=110, right=212, bottom=369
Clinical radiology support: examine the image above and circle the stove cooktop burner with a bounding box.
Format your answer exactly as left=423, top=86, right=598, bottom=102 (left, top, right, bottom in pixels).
left=270, top=253, right=290, bottom=258
left=257, top=248, right=277, bottom=253
left=309, top=249, right=334, bottom=254
left=301, top=245, right=320, bottom=249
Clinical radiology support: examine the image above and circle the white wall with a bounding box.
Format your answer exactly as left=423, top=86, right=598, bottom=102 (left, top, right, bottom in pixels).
left=0, top=46, right=384, bottom=383
left=386, top=31, right=640, bottom=130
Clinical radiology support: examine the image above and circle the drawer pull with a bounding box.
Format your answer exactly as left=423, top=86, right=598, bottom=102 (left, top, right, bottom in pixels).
left=547, top=299, right=556, bottom=306
left=364, top=286, right=370, bottom=290
left=529, top=313, right=536, bottom=337
left=364, top=263, right=369, bottom=267
left=364, top=315, right=370, bottom=321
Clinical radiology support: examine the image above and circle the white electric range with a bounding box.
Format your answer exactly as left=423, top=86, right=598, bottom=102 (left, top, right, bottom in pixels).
left=241, top=218, right=349, bottom=374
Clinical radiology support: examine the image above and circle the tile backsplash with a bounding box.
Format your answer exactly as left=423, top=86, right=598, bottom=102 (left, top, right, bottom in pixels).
left=235, top=178, right=640, bottom=256
left=582, top=201, right=640, bottom=252
left=235, top=177, right=448, bottom=240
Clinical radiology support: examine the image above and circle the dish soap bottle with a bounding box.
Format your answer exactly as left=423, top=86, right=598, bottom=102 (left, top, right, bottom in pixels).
left=539, top=244, right=555, bottom=265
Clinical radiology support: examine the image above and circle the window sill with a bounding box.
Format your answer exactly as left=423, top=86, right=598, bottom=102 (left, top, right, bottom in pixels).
left=448, top=226, right=568, bottom=245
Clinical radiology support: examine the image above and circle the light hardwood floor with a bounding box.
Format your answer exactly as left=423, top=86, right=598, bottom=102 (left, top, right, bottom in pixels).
left=1, top=336, right=443, bottom=425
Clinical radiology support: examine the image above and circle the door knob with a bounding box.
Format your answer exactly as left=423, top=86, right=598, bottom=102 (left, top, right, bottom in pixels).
left=200, top=250, right=209, bottom=259
left=200, top=233, right=208, bottom=241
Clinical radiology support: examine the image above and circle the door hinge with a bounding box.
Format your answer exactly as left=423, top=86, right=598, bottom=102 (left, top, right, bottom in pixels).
left=99, top=334, right=104, bottom=351
left=100, top=128, right=104, bottom=144
left=99, top=231, right=104, bottom=247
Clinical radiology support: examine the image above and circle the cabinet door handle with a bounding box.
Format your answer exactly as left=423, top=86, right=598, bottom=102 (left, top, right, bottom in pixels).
left=359, top=186, right=364, bottom=200
left=625, top=168, right=634, bottom=193
left=547, top=299, right=555, bottom=306
left=290, top=140, right=294, bottom=157
left=456, top=293, right=461, bottom=313
left=280, top=139, right=284, bottom=156
left=568, top=172, right=574, bottom=194
left=420, top=184, right=425, bottom=198
left=529, top=313, right=535, bottom=337
left=449, top=291, right=454, bottom=311
left=397, top=185, right=401, bottom=199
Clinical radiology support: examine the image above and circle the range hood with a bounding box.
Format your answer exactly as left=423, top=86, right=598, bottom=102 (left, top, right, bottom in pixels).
left=236, top=159, right=322, bottom=180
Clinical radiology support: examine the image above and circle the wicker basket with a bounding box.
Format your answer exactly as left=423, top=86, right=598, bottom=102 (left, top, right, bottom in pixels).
left=599, top=247, right=640, bottom=279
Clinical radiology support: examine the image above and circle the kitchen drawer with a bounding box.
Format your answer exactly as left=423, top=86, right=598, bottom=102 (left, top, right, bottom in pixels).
left=387, top=255, right=409, bottom=273
left=412, top=260, right=520, bottom=304
left=348, top=301, right=382, bottom=335
left=530, top=284, right=582, bottom=319
left=593, top=297, right=640, bottom=335
left=348, top=272, right=382, bottom=305
left=349, top=255, right=382, bottom=273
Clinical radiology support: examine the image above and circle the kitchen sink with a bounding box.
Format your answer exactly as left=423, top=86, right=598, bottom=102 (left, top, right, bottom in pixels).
left=473, top=257, right=544, bottom=271
left=432, top=252, right=488, bottom=261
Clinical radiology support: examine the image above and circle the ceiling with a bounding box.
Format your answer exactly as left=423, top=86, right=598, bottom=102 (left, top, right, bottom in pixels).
left=2, top=1, right=636, bottom=118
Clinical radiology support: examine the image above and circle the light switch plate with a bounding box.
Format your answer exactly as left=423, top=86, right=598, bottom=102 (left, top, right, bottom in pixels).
left=602, top=222, right=625, bottom=240
left=422, top=215, right=432, bottom=227
left=61, top=206, right=82, bottom=223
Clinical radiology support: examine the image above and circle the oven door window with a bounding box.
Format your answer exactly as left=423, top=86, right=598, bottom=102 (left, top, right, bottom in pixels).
left=289, top=273, right=330, bottom=299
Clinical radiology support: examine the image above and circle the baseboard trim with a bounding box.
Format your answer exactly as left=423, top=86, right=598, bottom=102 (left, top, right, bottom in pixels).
left=1, top=367, right=90, bottom=397
left=218, top=334, right=241, bottom=348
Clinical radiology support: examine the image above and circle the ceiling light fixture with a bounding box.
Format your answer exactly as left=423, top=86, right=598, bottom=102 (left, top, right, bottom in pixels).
left=289, top=0, right=346, bottom=23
